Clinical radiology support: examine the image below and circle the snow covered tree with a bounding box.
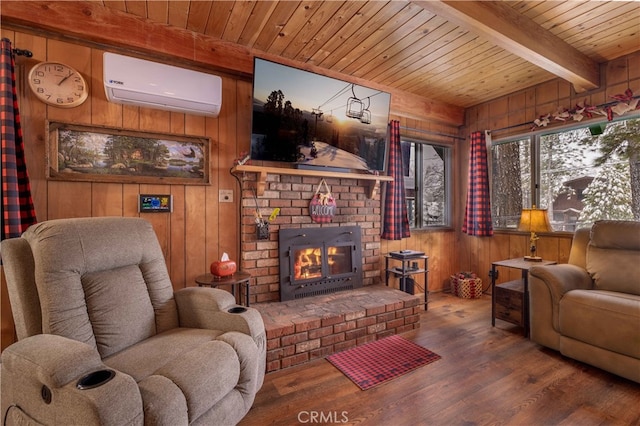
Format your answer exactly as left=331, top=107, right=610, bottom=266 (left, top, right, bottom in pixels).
left=577, top=161, right=633, bottom=227
left=491, top=140, right=526, bottom=227
left=539, top=129, right=594, bottom=210
left=584, top=118, right=640, bottom=220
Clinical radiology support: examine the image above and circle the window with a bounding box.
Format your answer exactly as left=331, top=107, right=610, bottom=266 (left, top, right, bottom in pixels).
left=401, top=139, right=452, bottom=228
left=491, top=117, right=639, bottom=231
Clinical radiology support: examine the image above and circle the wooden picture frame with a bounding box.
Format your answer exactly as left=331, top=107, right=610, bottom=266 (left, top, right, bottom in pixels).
left=46, top=121, right=210, bottom=185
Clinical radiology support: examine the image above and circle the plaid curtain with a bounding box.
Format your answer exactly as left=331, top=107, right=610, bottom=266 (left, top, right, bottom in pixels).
left=381, top=120, right=410, bottom=240
left=1, top=38, right=37, bottom=241
left=462, top=131, right=493, bottom=236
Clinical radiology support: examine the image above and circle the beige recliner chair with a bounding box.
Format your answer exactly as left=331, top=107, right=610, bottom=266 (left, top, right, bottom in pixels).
left=1, top=217, right=266, bottom=425
left=529, top=220, right=640, bottom=383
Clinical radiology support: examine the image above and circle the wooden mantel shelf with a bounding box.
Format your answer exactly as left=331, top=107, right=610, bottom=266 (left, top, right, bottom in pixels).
left=231, top=164, right=393, bottom=199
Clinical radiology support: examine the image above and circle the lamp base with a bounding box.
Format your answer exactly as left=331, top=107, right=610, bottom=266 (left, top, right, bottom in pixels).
left=524, top=255, right=543, bottom=262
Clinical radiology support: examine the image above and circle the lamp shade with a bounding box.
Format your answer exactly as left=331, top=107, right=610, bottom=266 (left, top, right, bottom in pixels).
left=518, top=208, right=552, bottom=233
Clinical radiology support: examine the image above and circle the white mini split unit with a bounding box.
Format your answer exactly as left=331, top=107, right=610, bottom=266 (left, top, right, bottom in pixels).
left=103, top=52, right=222, bottom=117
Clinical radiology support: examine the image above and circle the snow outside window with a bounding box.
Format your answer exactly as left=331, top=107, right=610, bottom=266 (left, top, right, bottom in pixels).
left=401, top=139, right=451, bottom=229
left=491, top=117, right=639, bottom=231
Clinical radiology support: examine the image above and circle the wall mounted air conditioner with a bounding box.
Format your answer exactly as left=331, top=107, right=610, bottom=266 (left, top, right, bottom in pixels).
left=103, top=52, right=222, bottom=117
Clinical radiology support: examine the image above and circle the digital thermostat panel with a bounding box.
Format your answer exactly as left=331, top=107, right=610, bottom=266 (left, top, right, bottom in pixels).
left=139, top=194, right=172, bottom=213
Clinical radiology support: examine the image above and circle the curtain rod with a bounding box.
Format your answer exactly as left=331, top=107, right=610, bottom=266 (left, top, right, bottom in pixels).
left=2, top=38, right=33, bottom=57
left=13, top=48, right=33, bottom=57
left=399, top=125, right=465, bottom=140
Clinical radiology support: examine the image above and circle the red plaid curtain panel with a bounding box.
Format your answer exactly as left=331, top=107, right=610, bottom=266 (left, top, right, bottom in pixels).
left=1, top=38, right=37, bottom=241
left=381, top=120, right=410, bottom=240
left=462, top=131, right=493, bottom=236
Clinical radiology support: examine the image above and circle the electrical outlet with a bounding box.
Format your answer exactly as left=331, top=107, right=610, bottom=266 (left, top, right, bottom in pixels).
left=219, top=189, right=233, bottom=203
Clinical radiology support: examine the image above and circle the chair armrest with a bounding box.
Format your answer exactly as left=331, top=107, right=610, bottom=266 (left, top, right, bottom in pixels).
left=2, top=334, right=104, bottom=388
left=174, top=287, right=265, bottom=340
left=529, top=264, right=593, bottom=305
left=1, top=334, right=142, bottom=425
left=528, top=264, right=593, bottom=350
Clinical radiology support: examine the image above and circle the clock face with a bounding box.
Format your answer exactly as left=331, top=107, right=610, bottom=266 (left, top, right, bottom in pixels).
left=27, top=62, right=89, bottom=108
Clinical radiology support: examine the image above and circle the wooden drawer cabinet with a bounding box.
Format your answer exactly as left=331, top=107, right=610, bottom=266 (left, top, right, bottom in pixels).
left=490, top=258, right=556, bottom=337
left=494, top=280, right=524, bottom=326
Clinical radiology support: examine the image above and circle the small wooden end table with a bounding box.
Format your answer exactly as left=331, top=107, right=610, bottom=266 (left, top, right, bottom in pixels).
left=195, top=271, right=252, bottom=307
left=385, top=252, right=429, bottom=310
left=491, top=258, right=556, bottom=337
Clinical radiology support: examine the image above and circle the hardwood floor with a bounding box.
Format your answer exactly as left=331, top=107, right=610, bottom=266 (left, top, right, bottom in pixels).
left=240, top=292, right=640, bottom=426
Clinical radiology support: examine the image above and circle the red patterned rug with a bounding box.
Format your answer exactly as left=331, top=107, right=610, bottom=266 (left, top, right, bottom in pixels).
left=326, top=335, right=441, bottom=390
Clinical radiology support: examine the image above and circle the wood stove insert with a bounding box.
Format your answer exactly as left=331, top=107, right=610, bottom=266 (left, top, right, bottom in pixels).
left=278, top=226, right=363, bottom=301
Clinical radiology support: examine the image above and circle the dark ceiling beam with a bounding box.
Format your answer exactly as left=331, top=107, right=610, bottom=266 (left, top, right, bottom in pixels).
left=413, top=0, right=600, bottom=92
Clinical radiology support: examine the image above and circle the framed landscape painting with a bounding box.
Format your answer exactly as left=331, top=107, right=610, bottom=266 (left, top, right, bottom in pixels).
left=46, top=121, right=210, bottom=185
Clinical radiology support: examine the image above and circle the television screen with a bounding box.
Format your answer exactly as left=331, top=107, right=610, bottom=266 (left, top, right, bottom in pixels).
left=250, top=58, right=391, bottom=172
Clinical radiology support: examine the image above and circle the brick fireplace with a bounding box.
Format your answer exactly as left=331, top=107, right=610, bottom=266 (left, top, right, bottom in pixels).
left=237, top=169, right=421, bottom=371
left=239, top=171, right=383, bottom=304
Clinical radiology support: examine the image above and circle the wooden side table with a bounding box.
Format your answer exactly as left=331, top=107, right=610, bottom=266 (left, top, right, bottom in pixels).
left=490, top=258, right=556, bottom=337
left=195, top=271, right=252, bottom=307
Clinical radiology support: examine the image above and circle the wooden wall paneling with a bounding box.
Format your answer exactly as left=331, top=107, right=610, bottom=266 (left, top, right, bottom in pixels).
left=204, top=135, right=220, bottom=271
left=90, top=48, right=122, bottom=128
left=236, top=79, right=253, bottom=154
left=169, top=185, right=186, bottom=290
left=140, top=108, right=171, bottom=133
left=506, top=234, right=526, bottom=281
left=122, top=184, right=141, bottom=217
left=478, top=235, right=494, bottom=291
left=184, top=185, right=208, bottom=287
left=628, top=53, right=640, bottom=81
left=432, top=232, right=454, bottom=291
left=467, top=235, right=481, bottom=279
left=416, top=232, right=430, bottom=291
left=491, top=233, right=510, bottom=257
left=169, top=185, right=187, bottom=290
left=536, top=235, right=558, bottom=263
left=217, top=77, right=238, bottom=261
left=535, top=80, right=560, bottom=106
left=139, top=184, right=172, bottom=262
left=459, top=233, right=471, bottom=283
left=170, top=111, right=186, bottom=136
left=557, top=235, right=573, bottom=264
left=47, top=181, right=92, bottom=219
left=235, top=79, right=253, bottom=259
left=181, top=113, right=208, bottom=287
left=122, top=104, right=140, bottom=130
left=45, top=40, right=92, bottom=125
left=91, top=183, right=123, bottom=216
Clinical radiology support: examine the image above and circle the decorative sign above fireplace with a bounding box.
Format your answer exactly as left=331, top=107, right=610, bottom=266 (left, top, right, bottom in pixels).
left=278, top=226, right=363, bottom=301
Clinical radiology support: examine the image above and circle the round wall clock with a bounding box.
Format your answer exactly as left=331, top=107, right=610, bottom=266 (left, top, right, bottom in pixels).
left=27, top=62, right=89, bottom=108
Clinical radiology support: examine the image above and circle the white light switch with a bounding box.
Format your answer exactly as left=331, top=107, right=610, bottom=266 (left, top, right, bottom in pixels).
left=219, top=189, right=233, bottom=203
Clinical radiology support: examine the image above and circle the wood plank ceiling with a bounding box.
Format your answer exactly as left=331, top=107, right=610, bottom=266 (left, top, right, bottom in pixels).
left=94, top=1, right=640, bottom=108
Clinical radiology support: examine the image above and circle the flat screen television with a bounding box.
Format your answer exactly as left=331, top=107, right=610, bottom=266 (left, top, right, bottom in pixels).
left=250, top=58, right=391, bottom=172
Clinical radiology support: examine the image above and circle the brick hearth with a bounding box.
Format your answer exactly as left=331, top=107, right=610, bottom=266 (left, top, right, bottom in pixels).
left=254, top=285, right=421, bottom=372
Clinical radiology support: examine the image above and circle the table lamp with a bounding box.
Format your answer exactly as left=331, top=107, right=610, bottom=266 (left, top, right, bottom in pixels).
left=518, top=206, right=552, bottom=261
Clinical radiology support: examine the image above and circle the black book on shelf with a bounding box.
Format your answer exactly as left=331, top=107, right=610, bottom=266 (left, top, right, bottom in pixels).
left=389, top=250, right=425, bottom=260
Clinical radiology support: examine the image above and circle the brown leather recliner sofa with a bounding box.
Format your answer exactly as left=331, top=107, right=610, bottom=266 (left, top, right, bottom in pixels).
left=529, top=220, right=640, bottom=383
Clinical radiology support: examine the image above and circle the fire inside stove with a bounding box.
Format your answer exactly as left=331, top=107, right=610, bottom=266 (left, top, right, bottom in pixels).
left=279, top=226, right=362, bottom=301
left=294, top=246, right=352, bottom=280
